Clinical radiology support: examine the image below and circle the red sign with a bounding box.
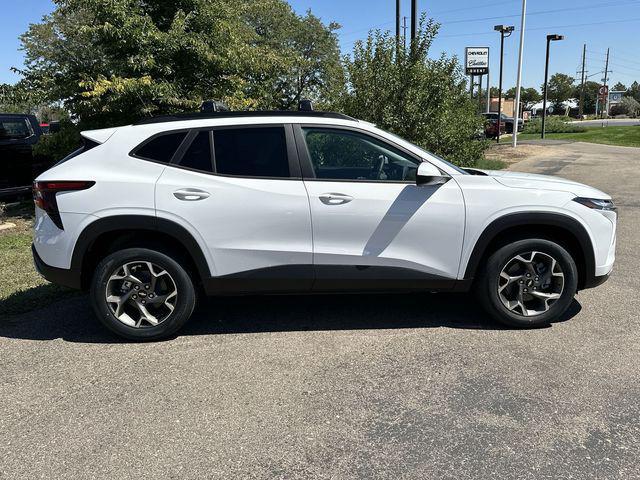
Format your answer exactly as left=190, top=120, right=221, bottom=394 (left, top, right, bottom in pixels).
left=598, top=85, right=609, bottom=97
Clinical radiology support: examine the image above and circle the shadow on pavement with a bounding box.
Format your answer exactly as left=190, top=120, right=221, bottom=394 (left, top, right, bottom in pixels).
left=0, top=291, right=582, bottom=344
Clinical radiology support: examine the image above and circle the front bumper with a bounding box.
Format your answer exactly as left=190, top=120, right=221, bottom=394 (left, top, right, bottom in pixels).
left=32, top=244, right=82, bottom=290
left=582, top=272, right=610, bottom=290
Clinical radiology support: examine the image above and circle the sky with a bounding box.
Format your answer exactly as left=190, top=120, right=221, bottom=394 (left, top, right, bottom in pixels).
left=2, top=0, right=640, bottom=92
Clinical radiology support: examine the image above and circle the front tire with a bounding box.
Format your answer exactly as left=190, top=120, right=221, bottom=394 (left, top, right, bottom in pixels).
left=476, top=239, right=578, bottom=328
left=90, top=248, right=196, bottom=340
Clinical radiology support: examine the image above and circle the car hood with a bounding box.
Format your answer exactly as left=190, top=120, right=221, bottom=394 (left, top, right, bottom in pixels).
left=477, top=169, right=611, bottom=199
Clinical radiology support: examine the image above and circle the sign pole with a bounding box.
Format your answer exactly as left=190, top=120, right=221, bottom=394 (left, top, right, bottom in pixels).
left=486, top=70, right=491, bottom=113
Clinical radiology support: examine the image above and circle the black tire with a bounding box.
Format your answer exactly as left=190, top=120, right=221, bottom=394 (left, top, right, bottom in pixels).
left=90, top=248, right=196, bottom=341
left=476, top=239, right=578, bottom=328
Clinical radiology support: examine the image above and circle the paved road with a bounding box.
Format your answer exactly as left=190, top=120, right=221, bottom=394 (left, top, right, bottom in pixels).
left=1, top=142, right=639, bottom=479
left=569, top=118, right=640, bottom=127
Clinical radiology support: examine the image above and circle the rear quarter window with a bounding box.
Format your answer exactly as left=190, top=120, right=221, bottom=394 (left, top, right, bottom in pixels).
left=133, top=132, right=187, bottom=163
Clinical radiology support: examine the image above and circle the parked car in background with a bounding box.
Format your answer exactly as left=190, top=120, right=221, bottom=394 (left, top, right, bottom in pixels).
left=482, top=112, right=524, bottom=134
left=0, top=113, right=43, bottom=197
left=482, top=115, right=504, bottom=139
left=39, top=121, right=61, bottom=135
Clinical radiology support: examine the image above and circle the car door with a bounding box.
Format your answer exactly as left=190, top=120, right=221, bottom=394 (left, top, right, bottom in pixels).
left=294, top=125, right=465, bottom=291
left=155, top=124, right=313, bottom=293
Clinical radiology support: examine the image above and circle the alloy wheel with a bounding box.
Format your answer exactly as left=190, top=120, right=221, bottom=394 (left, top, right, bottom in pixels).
left=105, top=261, right=177, bottom=328
left=497, top=251, right=564, bottom=317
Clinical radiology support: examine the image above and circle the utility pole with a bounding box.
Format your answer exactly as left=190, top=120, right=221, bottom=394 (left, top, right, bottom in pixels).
left=402, top=16, right=408, bottom=49
left=512, top=0, right=527, bottom=148
left=579, top=43, right=586, bottom=118
left=602, top=47, right=610, bottom=118
left=396, top=0, right=401, bottom=54
left=411, top=0, right=418, bottom=43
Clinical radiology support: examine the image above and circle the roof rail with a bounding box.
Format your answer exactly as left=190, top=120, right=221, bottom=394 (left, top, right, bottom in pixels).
left=132, top=110, right=356, bottom=126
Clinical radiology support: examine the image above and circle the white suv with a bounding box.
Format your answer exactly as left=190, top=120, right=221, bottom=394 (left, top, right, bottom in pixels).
left=32, top=111, right=616, bottom=340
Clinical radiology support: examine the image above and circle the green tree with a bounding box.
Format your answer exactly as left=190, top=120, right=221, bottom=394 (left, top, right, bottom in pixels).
left=543, top=73, right=575, bottom=109
left=506, top=86, right=541, bottom=108
left=574, top=81, right=601, bottom=114
left=0, top=82, right=43, bottom=113
left=627, top=81, right=640, bottom=102
left=17, top=0, right=342, bottom=127
left=337, top=17, right=486, bottom=167
left=610, top=96, right=640, bottom=117
left=612, top=82, right=626, bottom=92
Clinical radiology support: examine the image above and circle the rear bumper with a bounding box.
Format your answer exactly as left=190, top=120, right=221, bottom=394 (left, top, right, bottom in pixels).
left=32, top=244, right=82, bottom=289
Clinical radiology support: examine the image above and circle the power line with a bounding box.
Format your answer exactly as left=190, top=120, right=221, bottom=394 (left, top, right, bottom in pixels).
left=339, top=0, right=522, bottom=38
left=437, top=16, right=640, bottom=38
left=434, top=0, right=639, bottom=26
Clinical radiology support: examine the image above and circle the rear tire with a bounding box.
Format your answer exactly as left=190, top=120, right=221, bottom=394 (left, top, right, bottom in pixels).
left=90, top=248, right=196, bottom=341
left=476, top=239, right=578, bottom=328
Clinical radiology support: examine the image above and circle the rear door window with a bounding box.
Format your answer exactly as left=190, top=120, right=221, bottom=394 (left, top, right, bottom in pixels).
left=178, top=131, right=213, bottom=172
left=213, top=127, right=289, bottom=178
left=134, top=132, right=187, bottom=163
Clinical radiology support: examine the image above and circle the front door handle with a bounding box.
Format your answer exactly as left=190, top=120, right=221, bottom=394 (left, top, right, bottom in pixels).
left=319, top=193, right=353, bottom=205
left=173, top=188, right=211, bottom=201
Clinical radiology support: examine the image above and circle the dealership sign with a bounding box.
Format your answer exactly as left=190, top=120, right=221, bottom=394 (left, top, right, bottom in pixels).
left=465, top=47, right=489, bottom=75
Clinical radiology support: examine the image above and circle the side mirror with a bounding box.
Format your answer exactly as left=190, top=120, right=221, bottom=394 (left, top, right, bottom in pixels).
left=417, top=162, right=449, bottom=186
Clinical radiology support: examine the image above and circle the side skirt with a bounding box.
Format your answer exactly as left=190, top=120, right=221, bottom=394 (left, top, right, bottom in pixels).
left=203, top=265, right=468, bottom=296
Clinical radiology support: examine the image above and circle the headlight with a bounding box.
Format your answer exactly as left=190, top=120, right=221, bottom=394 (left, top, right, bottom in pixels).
left=572, top=197, right=617, bottom=212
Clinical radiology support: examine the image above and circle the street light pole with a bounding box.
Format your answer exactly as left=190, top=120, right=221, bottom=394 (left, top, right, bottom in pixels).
left=511, top=0, right=527, bottom=148
left=494, top=25, right=514, bottom=143
left=541, top=34, right=564, bottom=139
left=396, top=0, right=401, bottom=55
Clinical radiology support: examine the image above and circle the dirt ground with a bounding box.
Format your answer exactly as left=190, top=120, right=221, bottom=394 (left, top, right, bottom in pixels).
left=484, top=141, right=571, bottom=167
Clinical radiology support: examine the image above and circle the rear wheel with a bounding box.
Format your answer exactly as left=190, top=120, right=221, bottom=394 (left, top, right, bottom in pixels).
left=476, top=239, right=578, bottom=327
left=90, top=248, right=196, bottom=340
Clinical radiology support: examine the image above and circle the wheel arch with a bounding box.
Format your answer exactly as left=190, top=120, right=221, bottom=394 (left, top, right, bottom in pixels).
left=463, top=212, right=596, bottom=290
left=71, top=215, right=211, bottom=290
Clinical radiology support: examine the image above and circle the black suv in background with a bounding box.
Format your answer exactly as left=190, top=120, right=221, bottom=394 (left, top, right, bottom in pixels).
left=0, top=113, right=43, bottom=197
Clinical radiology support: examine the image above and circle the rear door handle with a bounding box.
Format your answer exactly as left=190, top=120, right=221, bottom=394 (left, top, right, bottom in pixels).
left=173, top=188, right=211, bottom=201
left=319, top=193, right=353, bottom=205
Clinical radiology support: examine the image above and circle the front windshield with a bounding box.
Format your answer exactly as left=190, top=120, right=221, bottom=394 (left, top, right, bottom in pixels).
left=382, top=129, right=469, bottom=175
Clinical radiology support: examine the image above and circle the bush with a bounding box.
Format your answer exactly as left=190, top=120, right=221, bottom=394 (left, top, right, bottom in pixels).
left=523, top=116, right=586, bottom=134
left=32, top=119, right=82, bottom=163
left=610, top=97, right=640, bottom=118
left=336, top=17, right=487, bottom=168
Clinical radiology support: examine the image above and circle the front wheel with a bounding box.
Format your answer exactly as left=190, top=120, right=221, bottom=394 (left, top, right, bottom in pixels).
left=90, top=248, right=196, bottom=340
left=476, top=239, right=578, bottom=327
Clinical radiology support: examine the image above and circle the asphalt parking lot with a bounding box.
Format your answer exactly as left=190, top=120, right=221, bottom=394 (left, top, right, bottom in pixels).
left=1, top=142, right=639, bottom=479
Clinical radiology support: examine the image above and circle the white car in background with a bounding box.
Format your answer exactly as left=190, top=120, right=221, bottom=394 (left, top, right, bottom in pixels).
left=32, top=111, right=616, bottom=340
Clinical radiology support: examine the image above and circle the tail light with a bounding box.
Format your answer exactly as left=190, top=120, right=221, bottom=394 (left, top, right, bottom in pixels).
left=33, top=181, right=95, bottom=229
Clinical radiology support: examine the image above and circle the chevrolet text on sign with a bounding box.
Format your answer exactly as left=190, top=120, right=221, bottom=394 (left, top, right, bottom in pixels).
left=465, top=47, right=489, bottom=75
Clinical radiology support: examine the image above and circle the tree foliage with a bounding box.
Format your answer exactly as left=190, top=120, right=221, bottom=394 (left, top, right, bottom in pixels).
left=18, top=0, right=342, bottom=127
left=337, top=18, right=486, bottom=167
left=506, top=86, right=541, bottom=108
left=573, top=81, right=600, bottom=114
left=544, top=73, right=575, bottom=108
left=610, top=96, right=640, bottom=117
